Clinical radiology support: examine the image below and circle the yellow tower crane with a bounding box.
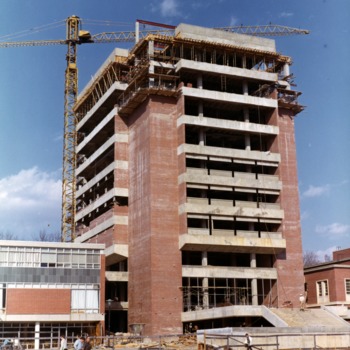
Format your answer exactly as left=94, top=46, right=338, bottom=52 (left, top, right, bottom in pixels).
left=0, top=16, right=309, bottom=242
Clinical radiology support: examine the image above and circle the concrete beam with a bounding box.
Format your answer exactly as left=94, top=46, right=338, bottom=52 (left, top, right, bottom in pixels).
left=77, top=160, right=128, bottom=198
left=77, top=107, right=118, bottom=152
left=178, top=144, right=280, bottom=165
left=179, top=173, right=281, bottom=191
left=179, top=202, right=284, bottom=219
left=181, top=87, right=277, bottom=109
left=76, top=134, right=128, bottom=176
left=105, top=271, right=128, bottom=282
left=177, top=114, right=279, bottom=135
left=77, top=81, right=127, bottom=129
left=182, top=265, right=277, bottom=279
left=0, top=240, right=104, bottom=250
left=3, top=313, right=104, bottom=322
left=76, top=188, right=128, bottom=221
left=179, top=234, right=286, bottom=254
left=105, top=243, right=128, bottom=264
left=176, top=59, right=278, bottom=82
left=176, top=24, right=276, bottom=53
left=75, top=215, right=128, bottom=243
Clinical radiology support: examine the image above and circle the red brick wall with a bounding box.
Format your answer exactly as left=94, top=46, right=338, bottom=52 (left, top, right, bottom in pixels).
left=177, top=93, right=187, bottom=235
left=333, top=268, right=349, bottom=302
left=305, top=268, right=333, bottom=304
left=128, top=95, right=183, bottom=335
left=7, top=289, right=70, bottom=314
left=275, top=108, right=305, bottom=306
left=305, top=266, right=350, bottom=304
left=114, top=113, right=129, bottom=190
left=333, top=249, right=350, bottom=261
left=100, top=253, right=106, bottom=334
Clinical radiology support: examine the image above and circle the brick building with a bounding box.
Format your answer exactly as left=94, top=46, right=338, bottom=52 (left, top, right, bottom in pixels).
left=74, top=23, right=305, bottom=335
left=0, top=240, right=105, bottom=347
left=304, top=248, right=350, bottom=321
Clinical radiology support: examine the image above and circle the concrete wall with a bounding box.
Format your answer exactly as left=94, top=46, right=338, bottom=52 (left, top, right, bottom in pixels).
left=176, top=24, right=276, bottom=53
left=198, top=328, right=350, bottom=350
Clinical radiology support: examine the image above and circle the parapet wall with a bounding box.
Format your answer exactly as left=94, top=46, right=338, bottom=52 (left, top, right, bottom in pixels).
left=197, top=327, right=350, bottom=350
left=175, top=23, right=276, bottom=53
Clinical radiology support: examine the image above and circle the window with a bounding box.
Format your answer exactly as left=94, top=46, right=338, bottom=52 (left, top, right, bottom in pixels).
left=0, top=284, right=5, bottom=310
left=345, top=279, right=350, bottom=302
left=71, top=285, right=99, bottom=313
left=316, top=280, right=329, bottom=303
left=42, top=252, right=56, bottom=267
left=0, top=246, right=100, bottom=269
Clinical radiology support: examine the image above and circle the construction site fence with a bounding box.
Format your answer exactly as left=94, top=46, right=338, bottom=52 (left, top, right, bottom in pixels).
left=0, top=333, right=197, bottom=350
left=199, top=331, right=350, bottom=350
left=3, top=331, right=350, bottom=350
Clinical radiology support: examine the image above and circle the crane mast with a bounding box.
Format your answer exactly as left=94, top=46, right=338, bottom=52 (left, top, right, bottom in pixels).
left=0, top=17, right=309, bottom=243
left=62, top=16, right=80, bottom=242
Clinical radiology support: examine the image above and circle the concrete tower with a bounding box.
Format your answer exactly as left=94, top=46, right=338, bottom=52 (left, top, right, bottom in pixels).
left=74, top=23, right=305, bottom=335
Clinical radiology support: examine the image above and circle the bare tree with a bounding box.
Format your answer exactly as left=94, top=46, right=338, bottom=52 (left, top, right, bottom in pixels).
left=32, top=229, right=61, bottom=242
left=0, top=231, right=18, bottom=240
left=324, top=254, right=331, bottom=262
left=303, top=251, right=322, bottom=267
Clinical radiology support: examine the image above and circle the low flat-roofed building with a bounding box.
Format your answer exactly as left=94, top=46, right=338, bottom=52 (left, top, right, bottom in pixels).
left=304, top=248, right=350, bottom=321
left=0, top=240, right=105, bottom=348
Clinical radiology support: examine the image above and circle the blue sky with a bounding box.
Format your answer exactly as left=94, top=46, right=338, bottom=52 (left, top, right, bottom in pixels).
left=0, top=0, right=349, bottom=257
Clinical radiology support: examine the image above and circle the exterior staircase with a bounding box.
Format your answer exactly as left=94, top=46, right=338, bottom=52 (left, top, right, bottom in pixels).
left=267, top=307, right=350, bottom=329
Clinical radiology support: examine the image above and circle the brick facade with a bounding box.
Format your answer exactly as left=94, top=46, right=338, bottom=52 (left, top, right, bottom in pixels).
left=275, top=108, right=305, bottom=305
left=7, top=289, right=71, bottom=314
left=128, top=96, right=183, bottom=335
left=305, top=249, right=350, bottom=306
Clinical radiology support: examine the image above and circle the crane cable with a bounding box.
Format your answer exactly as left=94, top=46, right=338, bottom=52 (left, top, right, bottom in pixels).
left=0, top=18, right=134, bottom=43
left=0, top=20, right=65, bottom=42
left=81, top=19, right=133, bottom=27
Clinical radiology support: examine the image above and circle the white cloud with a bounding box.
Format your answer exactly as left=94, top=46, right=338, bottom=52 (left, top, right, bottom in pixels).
left=315, top=223, right=350, bottom=239
left=279, top=12, right=294, bottom=18
left=229, top=16, right=239, bottom=26
left=302, top=180, right=348, bottom=199
left=300, top=210, right=310, bottom=221
left=302, top=184, right=330, bottom=198
left=154, top=0, right=181, bottom=17
left=54, top=133, right=63, bottom=142
left=315, top=246, right=337, bottom=261
left=0, top=167, right=61, bottom=239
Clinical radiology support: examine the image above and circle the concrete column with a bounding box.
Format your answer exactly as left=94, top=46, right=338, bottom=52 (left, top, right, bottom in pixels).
left=283, top=63, right=290, bottom=77
left=197, top=74, right=203, bottom=89
left=199, top=128, right=206, bottom=174
left=198, top=101, right=204, bottom=117
left=148, top=41, right=155, bottom=87
left=283, top=63, right=291, bottom=90
left=242, top=80, right=249, bottom=95
left=202, top=252, right=209, bottom=309
left=135, top=21, right=140, bottom=43
left=199, top=128, right=205, bottom=146
left=34, top=322, right=40, bottom=350
left=244, top=108, right=250, bottom=150
left=245, top=134, right=251, bottom=151
left=250, top=253, right=258, bottom=305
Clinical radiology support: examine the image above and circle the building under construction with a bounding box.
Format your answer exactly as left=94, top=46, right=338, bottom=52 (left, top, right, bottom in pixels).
left=74, top=23, right=305, bottom=335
